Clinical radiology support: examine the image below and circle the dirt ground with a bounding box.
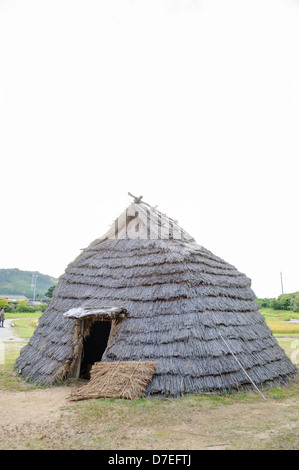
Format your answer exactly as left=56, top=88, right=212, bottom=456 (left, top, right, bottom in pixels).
left=0, top=385, right=298, bottom=450
left=0, top=387, right=69, bottom=427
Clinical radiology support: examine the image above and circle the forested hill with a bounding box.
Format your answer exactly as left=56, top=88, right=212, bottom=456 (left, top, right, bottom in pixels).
left=0, top=268, right=58, bottom=299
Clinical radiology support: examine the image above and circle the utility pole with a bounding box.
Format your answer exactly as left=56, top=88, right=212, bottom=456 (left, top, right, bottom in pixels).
left=31, top=273, right=38, bottom=302
left=280, top=272, right=284, bottom=295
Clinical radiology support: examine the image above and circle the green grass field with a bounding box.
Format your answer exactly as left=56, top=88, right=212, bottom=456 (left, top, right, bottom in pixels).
left=259, top=307, right=299, bottom=322
left=11, top=318, right=39, bottom=339
left=5, top=311, right=43, bottom=320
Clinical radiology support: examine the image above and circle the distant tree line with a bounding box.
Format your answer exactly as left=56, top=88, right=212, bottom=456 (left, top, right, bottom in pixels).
left=0, top=297, right=47, bottom=313
left=257, top=292, right=299, bottom=312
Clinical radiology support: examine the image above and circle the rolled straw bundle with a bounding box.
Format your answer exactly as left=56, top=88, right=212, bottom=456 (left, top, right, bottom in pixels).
left=68, top=361, right=157, bottom=401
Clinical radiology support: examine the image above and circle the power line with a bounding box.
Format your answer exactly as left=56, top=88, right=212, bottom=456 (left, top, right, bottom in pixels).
left=31, top=273, right=38, bottom=302
left=280, top=272, right=284, bottom=295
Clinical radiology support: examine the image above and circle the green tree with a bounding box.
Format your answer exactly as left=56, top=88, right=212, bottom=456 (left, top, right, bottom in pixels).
left=257, top=298, right=273, bottom=308
left=45, top=285, right=56, bottom=299
left=290, top=293, right=299, bottom=312
left=277, top=293, right=293, bottom=310
left=15, top=298, right=29, bottom=312
left=258, top=292, right=299, bottom=312
left=0, top=297, right=13, bottom=313
left=268, top=298, right=283, bottom=310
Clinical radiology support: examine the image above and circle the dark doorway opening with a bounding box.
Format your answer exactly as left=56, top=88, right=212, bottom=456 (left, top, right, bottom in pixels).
left=80, top=320, right=111, bottom=379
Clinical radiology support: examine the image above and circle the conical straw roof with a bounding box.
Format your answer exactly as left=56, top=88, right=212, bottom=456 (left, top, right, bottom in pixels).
left=16, top=196, right=297, bottom=395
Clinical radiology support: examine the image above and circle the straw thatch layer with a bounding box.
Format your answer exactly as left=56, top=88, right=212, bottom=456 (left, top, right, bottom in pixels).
left=15, top=202, right=297, bottom=395
left=68, top=361, right=157, bottom=401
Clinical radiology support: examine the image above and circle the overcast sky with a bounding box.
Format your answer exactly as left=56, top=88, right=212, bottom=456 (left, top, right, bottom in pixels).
left=0, top=0, right=298, bottom=298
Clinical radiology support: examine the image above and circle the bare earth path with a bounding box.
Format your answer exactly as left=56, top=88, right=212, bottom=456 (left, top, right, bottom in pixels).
left=0, top=387, right=70, bottom=427
left=0, top=320, right=14, bottom=341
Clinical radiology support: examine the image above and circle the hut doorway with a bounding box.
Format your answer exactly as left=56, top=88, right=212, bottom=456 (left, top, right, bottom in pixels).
left=80, top=320, right=111, bottom=379
left=63, top=305, right=127, bottom=380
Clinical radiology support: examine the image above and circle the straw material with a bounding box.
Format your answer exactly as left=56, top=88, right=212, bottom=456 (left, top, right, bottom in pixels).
left=68, top=361, right=157, bottom=401
left=16, top=199, right=297, bottom=394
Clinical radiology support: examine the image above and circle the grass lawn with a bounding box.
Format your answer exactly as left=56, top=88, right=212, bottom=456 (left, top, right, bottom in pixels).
left=52, top=380, right=298, bottom=450
left=0, top=339, right=42, bottom=391
left=11, top=318, right=39, bottom=339
left=276, top=337, right=299, bottom=363
left=0, top=315, right=43, bottom=391
left=4, top=311, right=44, bottom=320
left=259, top=307, right=299, bottom=322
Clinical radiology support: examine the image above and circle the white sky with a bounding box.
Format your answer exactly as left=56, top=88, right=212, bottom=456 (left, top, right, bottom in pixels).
left=0, top=0, right=298, bottom=298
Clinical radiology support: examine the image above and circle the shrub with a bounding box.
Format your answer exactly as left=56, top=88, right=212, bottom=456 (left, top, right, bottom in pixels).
left=258, top=292, right=299, bottom=312
left=290, top=293, right=299, bottom=313
left=15, top=300, right=47, bottom=313
left=257, top=298, right=268, bottom=308
left=269, top=298, right=283, bottom=310
left=45, top=285, right=56, bottom=299
left=0, top=297, right=9, bottom=310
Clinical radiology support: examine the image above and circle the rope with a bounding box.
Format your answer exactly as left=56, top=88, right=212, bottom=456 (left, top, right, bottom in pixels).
left=218, top=331, right=266, bottom=401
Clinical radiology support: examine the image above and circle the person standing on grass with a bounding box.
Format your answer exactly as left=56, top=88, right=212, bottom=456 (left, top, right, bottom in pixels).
left=0, top=308, right=5, bottom=327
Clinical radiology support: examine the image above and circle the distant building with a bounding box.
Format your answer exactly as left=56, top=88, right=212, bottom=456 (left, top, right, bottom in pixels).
left=27, top=299, right=44, bottom=306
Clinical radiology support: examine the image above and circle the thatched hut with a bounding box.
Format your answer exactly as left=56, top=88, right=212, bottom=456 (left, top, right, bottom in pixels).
left=16, top=195, right=297, bottom=396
